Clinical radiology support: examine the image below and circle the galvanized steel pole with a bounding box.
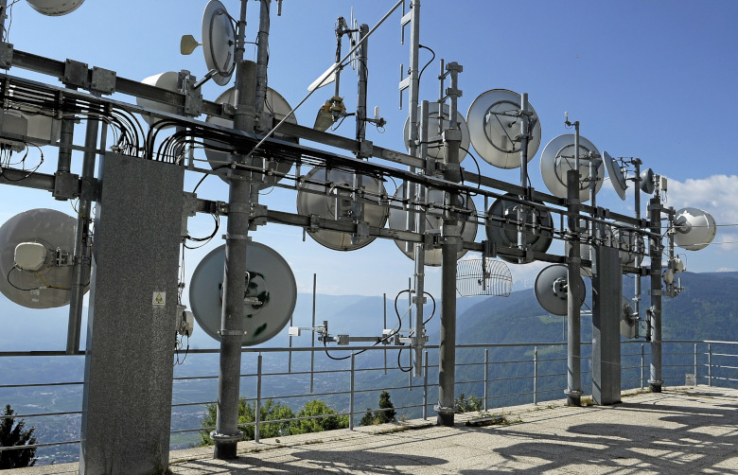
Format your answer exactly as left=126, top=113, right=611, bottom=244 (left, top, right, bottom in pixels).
left=648, top=194, right=663, bottom=393
left=254, top=0, right=270, bottom=128
left=213, top=0, right=255, bottom=459
left=566, top=168, right=582, bottom=406
left=66, top=116, right=98, bottom=354
left=437, top=62, right=462, bottom=427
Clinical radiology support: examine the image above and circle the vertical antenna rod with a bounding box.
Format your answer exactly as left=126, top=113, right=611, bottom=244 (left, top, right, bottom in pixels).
left=254, top=0, right=271, bottom=130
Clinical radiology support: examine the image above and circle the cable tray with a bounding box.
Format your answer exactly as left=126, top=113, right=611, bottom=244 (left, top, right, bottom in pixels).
left=456, top=258, right=513, bottom=297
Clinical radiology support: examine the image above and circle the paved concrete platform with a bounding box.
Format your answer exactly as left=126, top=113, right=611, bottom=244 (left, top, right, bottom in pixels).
left=9, top=386, right=738, bottom=474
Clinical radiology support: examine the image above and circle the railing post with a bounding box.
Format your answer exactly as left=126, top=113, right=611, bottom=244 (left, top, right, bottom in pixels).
left=533, top=347, right=538, bottom=405
left=483, top=349, right=489, bottom=412
left=255, top=353, right=262, bottom=443
left=423, top=351, right=429, bottom=420
left=349, top=353, right=355, bottom=431
left=694, top=343, right=698, bottom=384
left=641, top=343, right=646, bottom=389
left=708, top=343, right=712, bottom=386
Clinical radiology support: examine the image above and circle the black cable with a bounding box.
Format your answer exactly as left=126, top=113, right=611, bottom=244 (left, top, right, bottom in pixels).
left=6, top=267, right=37, bottom=292
left=459, top=146, right=482, bottom=191
left=417, top=44, right=436, bottom=84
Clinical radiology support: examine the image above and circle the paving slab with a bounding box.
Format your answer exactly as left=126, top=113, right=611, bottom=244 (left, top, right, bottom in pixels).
left=7, top=386, right=738, bottom=474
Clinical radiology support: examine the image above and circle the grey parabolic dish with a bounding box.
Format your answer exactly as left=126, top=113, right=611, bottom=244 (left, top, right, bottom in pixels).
left=189, top=242, right=297, bottom=346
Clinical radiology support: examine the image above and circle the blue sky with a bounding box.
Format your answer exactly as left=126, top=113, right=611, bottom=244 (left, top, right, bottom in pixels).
left=1, top=0, right=736, bottom=305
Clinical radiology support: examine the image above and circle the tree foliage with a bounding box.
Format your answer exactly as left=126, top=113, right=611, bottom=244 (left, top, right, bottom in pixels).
left=375, top=390, right=396, bottom=423
left=0, top=404, right=37, bottom=469
left=201, top=398, right=348, bottom=446
left=454, top=393, right=482, bottom=413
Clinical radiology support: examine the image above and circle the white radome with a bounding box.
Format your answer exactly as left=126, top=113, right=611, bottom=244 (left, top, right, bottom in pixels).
left=26, top=0, right=85, bottom=16
left=674, top=208, right=717, bottom=251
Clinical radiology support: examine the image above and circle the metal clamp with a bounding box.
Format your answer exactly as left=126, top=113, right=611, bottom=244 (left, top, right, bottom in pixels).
left=0, top=42, right=13, bottom=69
left=63, top=59, right=90, bottom=89
left=434, top=403, right=456, bottom=415
left=90, top=67, right=116, bottom=95
left=209, top=430, right=243, bottom=443
left=219, top=329, right=246, bottom=336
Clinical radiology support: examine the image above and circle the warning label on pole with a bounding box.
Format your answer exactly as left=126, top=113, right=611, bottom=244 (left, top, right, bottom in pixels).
left=152, top=291, right=166, bottom=307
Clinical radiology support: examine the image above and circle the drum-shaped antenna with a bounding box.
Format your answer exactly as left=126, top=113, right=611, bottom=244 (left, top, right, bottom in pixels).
left=539, top=134, right=604, bottom=202
left=204, top=86, right=297, bottom=189
left=388, top=183, right=477, bottom=266
left=403, top=102, right=470, bottom=163
left=485, top=193, right=554, bottom=264
left=202, top=0, right=236, bottom=86
left=620, top=296, right=637, bottom=339
left=534, top=264, right=586, bottom=316
left=0, top=109, right=61, bottom=148
left=603, top=151, right=628, bottom=201
left=674, top=208, right=717, bottom=251
left=296, top=166, right=389, bottom=251
left=466, top=89, right=542, bottom=169
left=640, top=168, right=656, bottom=194
left=189, top=242, right=297, bottom=346
left=136, top=72, right=180, bottom=126
left=456, top=258, right=512, bottom=297
left=0, top=209, right=86, bottom=309
left=26, top=0, right=85, bottom=16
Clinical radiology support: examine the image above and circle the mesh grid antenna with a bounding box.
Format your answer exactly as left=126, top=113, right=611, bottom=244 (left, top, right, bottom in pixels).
left=456, top=258, right=512, bottom=297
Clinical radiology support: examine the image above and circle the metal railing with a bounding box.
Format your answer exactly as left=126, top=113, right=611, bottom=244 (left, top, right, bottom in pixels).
left=2, top=339, right=737, bottom=463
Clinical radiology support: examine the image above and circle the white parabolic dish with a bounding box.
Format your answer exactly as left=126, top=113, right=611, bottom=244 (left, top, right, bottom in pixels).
left=26, top=0, right=85, bottom=16
left=136, top=72, right=180, bottom=126
left=296, top=167, right=388, bottom=251
left=534, top=264, right=586, bottom=317
left=388, top=183, right=477, bottom=266
left=466, top=89, right=542, bottom=169
left=0, top=209, right=85, bottom=309
left=202, top=0, right=236, bottom=86
left=403, top=102, right=470, bottom=163
left=204, top=86, right=297, bottom=189
left=189, top=242, right=297, bottom=347
left=539, top=133, right=604, bottom=202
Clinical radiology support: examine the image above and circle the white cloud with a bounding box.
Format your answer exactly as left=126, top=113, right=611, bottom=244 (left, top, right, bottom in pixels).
left=716, top=267, right=736, bottom=272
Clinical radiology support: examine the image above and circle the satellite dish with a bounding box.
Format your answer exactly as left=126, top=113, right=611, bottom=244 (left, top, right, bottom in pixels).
left=0, top=209, right=88, bottom=309
left=620, top=296, right=637, bottom=339
left=611, top=224, right=645, bottom=266
left=26, top=0, right=85, bottom=16
left=485, top=193, right=553, bottom=263
left=204, top=86, right=297, bottom=189
left=534, top=264, right=586, bottom=316
left=189, top=242, right=297, bottom=346
left=136, top=72, right=180, bottom=126
left=640, top=168, right=655, bottom=194
left=388, top=184, right=477, bottom=266
left=673, top=208, right=717, bottom=251
left=466, top=89, right=542, bottom=169
left=296, top=167, right=389, bottom=251
left=539, top=134, right=604, bottom=202
left=403, top=103, right=470, bottom=163
left=603, top=151, right=628, bottom=200
left=201, top=0, right=236, bottom=86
